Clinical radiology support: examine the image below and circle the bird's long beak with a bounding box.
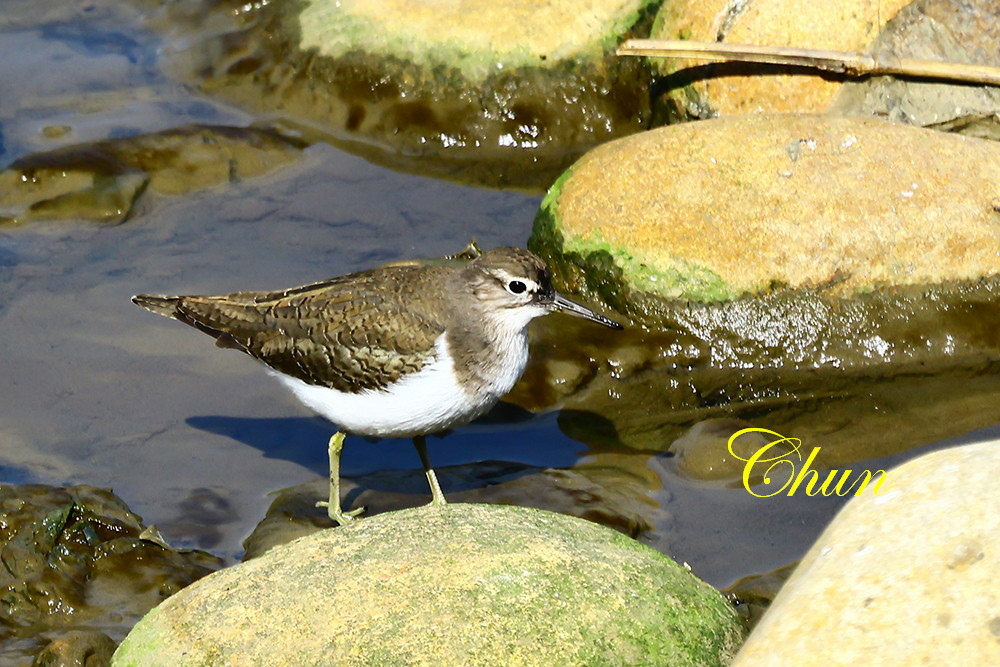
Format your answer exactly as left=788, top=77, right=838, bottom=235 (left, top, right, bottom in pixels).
left=546, top=291, right=623, bottom=329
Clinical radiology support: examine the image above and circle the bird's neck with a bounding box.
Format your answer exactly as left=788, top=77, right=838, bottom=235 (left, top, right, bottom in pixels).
left=444, top=301, right=532, bottom=400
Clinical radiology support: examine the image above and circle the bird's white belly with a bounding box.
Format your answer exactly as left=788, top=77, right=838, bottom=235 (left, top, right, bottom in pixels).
left=269, top=333, right=522, bottom=438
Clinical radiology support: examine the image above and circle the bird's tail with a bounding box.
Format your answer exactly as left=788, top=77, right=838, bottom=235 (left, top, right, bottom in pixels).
left=132, top=294, right=181, bottom=318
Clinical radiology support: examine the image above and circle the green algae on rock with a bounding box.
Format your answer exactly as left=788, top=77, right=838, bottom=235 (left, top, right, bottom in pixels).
left=112, top=504, right=744, bottom=666
left=733, top=439, right=1000, bottom=665
left=143, top=0, right=657, bottom=189
left=0, top=124, right=305, bottom=224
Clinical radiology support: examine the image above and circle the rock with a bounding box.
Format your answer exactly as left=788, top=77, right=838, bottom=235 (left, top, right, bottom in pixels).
left=142, top=0, right=656, bottom=189
left=0, top=484, right=223, bottom=663
left=32, top=631, right=117, bottom=667
left=831, top=0, right=1000, bottom=137
left=0, top=124, right=305, bottom=224
left=723, top=562, right=799, bottom=632
left=113, top=504, right=744, bottom=665
left=733, top=439, right=1000, bottom=665
left=529, top=114, right=1000, bottom=370
left=650, top=0, right=910, bottom=120
left=242, top=461, right=658, bottom=559
left=669, top=419, right=781, bottom=485
left=521, top=114, right=1000, bottom=459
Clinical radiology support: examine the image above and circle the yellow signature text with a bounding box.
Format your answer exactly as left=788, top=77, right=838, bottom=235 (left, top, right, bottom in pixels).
left=727, top=428, right=890, bottom=498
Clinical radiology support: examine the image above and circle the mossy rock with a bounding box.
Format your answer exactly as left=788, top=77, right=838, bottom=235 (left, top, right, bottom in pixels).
left=529, top=113, right=1000, bottom=375
left=144, top=0, right=658, bottom=189
left=112, top=503, right=743, bottom=665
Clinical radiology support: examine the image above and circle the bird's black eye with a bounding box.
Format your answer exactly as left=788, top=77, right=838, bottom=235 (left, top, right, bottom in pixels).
left=508, top=280, right=527, bottom=294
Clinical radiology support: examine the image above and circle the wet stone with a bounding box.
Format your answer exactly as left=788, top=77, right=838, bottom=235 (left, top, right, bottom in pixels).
left=529, top=114, right=1000, bottom=376
left=0, top=484, right=223, bottom=664
left=513, top=321, right=1000, bottom=476
left=0, top=124, right=306, bottom=224
left=516, top=142, right=1000, bottom=463
left=32, top=630, right=117, bottom=667
left=723, top=561, right=799, bottom=633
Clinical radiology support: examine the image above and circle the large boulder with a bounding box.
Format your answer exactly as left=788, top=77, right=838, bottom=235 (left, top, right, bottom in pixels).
left=734, top=439, right=1000, bottom=665
left=113, top=503, right=744, bottom=665
left=522, top=112, right=1000, bottom=458
left=530, top=113, right=1000, bottom=371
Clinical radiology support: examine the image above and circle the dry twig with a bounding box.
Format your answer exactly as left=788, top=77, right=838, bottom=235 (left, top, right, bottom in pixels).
left=617, top=39, right=1000, bottom=87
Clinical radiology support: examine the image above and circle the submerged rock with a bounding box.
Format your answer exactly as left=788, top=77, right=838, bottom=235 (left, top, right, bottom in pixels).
left=668, top=419, right=781, bottom=485
left=723, top=562, right=800, bottom=633
left=31, top=630, right=117, bottom=667
left=512, top=321, right=1000, bottom=468
left=0, top=124, right=305, bottom=224
left=733, top=439, right=1000, bottom=665
left=114, top=504, right=744, bottom=665
left=141, top=0, right=656, bottom=189
left=0, top=484, right=223, bottom=664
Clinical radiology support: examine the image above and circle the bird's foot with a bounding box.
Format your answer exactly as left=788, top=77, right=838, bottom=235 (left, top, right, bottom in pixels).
left=317, top=500, right=365, bottom=526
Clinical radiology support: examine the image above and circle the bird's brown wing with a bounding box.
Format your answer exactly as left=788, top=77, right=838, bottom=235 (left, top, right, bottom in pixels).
left=133, top=266, right=446, bottom=393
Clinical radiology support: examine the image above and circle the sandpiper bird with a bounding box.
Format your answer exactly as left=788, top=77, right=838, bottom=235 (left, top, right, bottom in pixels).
left=132, top=246, right=621, bottom=525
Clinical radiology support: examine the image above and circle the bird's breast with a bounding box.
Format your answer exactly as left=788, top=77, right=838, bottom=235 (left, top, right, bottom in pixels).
left=448, top=326, right=531, bottom=403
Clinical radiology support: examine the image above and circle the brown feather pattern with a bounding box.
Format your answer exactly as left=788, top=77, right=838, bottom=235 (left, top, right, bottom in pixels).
left=134, top=264, right=449, bottom=394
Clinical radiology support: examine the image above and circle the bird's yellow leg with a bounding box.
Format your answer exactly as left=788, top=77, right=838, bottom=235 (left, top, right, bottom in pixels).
left=316, top=432, right=365, bottom=525
left=413, top=435, right=447, bottom=506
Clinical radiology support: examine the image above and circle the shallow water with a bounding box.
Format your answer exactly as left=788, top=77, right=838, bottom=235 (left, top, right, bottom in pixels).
left=0, top=7, right=544, bottom=554
left=1, top=2, right=998, bottom=643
